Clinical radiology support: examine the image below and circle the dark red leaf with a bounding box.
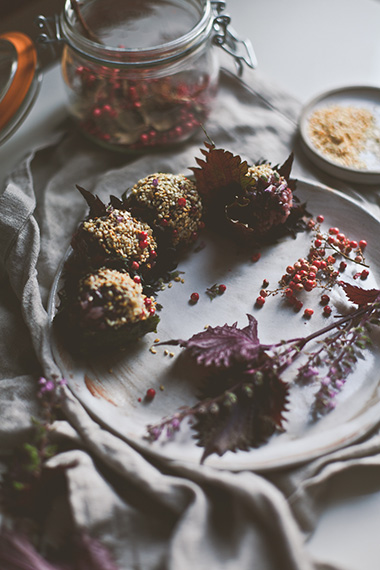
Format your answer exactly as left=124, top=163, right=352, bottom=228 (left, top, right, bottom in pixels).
left=74, top=532, right=119, bottom=570
left=339, top=281, right=380, bottom=306
left=0, top=529, right=119, bottom=570
left=76, top=185, right=108, bottom=218
left=190, top=141, right=249, bottom=204
left=195, top=373, right=289, bottom=463
left=167, top=314, right=262, bottom=368
left=277, top=152, right=294, bottom=180
left=0, top=530, right=62, bottom=569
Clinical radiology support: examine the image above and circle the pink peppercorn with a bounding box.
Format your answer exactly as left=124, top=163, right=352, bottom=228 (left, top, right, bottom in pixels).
left=146, top=388, right=156, bottom=401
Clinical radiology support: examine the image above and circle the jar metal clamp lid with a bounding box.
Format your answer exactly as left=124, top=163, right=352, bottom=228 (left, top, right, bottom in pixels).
left=211, top=1, right=257, bottom=75
left=36, top=0, right=257, bottom=76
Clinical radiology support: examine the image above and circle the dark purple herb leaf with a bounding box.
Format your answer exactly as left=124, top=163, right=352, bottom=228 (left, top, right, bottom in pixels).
left=277, top=152, right=295, bottom=181
left=339, top=281, right=380, bottom=306
left=164, top=314, right=262, bottom=368
left=190, top=141, right=250, bottom=205
left=0, top=529, right=62, bottom=570
left=194, top=373, right=288, bottom=463
left=0, top=529, right=119, bottom=570
left=76, top=185, right=108, bottom=218
left=74, top=532, right=119, bottom=570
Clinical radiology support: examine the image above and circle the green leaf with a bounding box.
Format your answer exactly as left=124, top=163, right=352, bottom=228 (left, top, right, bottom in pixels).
left=44, top=444, right=58, bottom=459
left=12, top=481, right=26, bottom=491
left=23, top=443, right=41, bottom=472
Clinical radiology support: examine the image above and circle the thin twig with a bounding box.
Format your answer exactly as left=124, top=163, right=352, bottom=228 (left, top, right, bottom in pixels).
left=70, top=0, right=102, bottom=43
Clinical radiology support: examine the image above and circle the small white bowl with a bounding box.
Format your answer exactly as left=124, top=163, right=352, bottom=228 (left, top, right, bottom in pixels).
left=299, top=85, right=380, bottom=185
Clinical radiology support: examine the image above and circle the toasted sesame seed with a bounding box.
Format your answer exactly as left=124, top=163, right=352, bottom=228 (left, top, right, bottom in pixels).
left=128, top=173, right=203, bottom=247
left=78, top=268, right=156, bottom=328
left=82, top=209, right=157, bottom=266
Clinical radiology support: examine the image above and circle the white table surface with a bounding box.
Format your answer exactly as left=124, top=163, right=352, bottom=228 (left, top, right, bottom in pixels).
left=2, top=1, right=380, bottom=568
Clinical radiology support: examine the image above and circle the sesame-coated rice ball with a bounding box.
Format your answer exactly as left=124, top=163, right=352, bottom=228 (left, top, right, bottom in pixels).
left=243, top=163, right=293, bottom=235
left=127, top=173, right=203, bottom=247
left=77, top=268, right=156, bottom=329
left=58, top=267, right=159, bottom=352
left=72, top=208, right=157, bottom=271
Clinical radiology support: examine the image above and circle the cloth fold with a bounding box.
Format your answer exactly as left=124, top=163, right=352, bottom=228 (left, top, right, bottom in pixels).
left=1, top=66, right=378, bottom=570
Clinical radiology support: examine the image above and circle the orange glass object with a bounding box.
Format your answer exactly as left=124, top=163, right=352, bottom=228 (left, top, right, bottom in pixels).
left=0, top=32, right=37, bottom=131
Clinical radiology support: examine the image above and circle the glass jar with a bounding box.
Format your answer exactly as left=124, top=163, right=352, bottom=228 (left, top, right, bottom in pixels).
left=37, top=0, right=255, bottom=152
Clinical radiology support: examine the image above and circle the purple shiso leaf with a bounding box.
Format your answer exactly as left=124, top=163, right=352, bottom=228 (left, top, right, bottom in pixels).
left=0, top=530, right=119, bottom=570
left=0, top=530, right=63, bottom=570
left=162, top=314, right=263, bottom=368
left=76, top=185, right=108, bottom=218
left=74, top=532, right=119, bottom=570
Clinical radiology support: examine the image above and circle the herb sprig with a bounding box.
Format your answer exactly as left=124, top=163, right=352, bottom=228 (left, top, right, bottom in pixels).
left=147, top=282, right=380, bottom=463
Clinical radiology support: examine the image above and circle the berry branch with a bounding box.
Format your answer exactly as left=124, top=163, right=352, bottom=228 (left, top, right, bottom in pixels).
left=256, top=215, right=369, bottom=317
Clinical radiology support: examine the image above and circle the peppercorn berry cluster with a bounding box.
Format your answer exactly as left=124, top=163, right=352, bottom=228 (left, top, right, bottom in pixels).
left=255, top=214, right=369, bottom=317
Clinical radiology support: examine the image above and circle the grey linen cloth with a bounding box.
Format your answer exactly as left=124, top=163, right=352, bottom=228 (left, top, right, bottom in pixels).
left=1, top=65, right=379, bottom=570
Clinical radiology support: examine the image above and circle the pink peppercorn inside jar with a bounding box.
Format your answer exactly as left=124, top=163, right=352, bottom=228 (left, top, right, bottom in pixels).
left=57, top=0, right=229, bottom=151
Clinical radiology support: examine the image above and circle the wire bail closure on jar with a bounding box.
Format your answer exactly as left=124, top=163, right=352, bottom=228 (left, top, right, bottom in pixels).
left=211, top=1, right=257, bottom=75
left=36, top=1, right=256, bottom=76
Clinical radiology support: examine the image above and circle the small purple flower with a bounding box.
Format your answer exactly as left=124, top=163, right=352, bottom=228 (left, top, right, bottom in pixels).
left=39, top=380, right=55, bottom=394
left=149, top=427, right=162, bottom=440
left=300, top=366, right=319, bottom=380
left=171, top=418, right=181, bottom=430
left=152, top=178, right=158, bottom=187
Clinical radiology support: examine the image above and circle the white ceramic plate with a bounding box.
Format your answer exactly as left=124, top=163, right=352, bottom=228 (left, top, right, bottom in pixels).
left=299, top=85, right=380, bottom=184
left=48, top=179, right=380, bottom=471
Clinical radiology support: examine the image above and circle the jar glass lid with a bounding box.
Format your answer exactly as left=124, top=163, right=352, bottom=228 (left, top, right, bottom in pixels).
left=0, top=32, right=41, bottom=145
